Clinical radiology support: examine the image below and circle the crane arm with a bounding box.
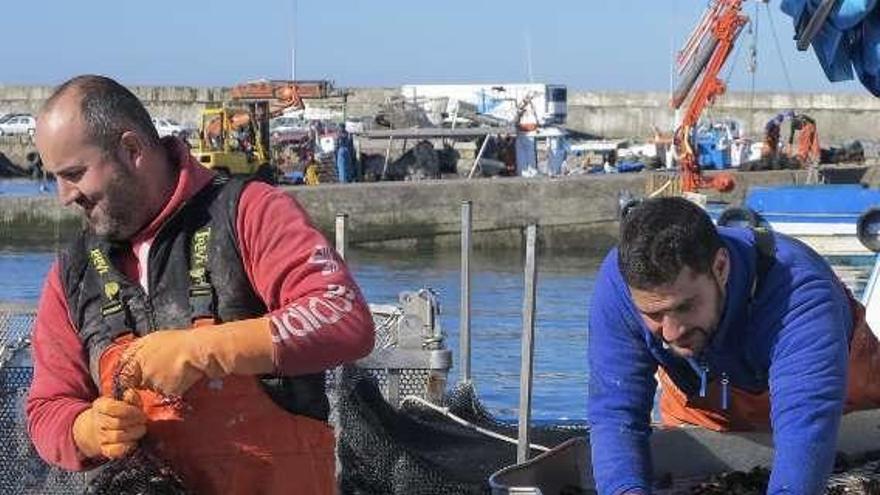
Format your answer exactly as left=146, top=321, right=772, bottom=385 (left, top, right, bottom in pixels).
left=229, top=81, right=306, bottom=118
left=677, top=0, right=747, bottom=127
left=671, top=0, right=747, bottom=193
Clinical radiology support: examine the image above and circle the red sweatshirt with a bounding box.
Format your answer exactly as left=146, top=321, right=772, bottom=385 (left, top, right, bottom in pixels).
left=26, top=138, right=375, bottom=470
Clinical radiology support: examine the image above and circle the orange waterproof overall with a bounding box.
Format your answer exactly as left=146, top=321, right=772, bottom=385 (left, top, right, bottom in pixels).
left=98, top=336, right=336, bottom=495
left=659, top=294, right=880, bottom=431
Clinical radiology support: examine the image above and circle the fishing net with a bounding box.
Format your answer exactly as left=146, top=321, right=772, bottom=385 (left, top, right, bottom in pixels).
left=0, top=307, right=87, bottom=494
left=332, top=366, right=585, bottom=495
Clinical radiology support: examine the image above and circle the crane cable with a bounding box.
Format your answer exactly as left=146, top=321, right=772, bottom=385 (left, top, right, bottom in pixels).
left=749, top=0, right=760, bottom=135
left=765, top=1, right=798, bottom=100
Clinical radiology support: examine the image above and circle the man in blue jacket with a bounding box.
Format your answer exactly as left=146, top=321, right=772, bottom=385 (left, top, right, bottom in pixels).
left=588, top=196, right=879, bottom=494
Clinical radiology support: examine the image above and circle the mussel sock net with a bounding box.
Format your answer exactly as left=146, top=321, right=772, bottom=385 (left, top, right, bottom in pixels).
left=84, top=448, right=188, bottom=495
left=334, top=367, right=585, bottom=495
left=84, top=359, right=189, bottom=495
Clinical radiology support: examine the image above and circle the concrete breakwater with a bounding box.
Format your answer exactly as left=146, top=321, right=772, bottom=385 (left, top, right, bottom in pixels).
left=0, top=167, right=864, bottom=251
left=1, top=85, right=879, bottom=155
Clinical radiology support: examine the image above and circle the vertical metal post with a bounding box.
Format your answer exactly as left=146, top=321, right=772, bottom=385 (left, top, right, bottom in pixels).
left=468, top=134, right=493, bottom=179
left=460, top=201, right=472, bottom=383
left=335, top=213, right=348, bottom=259
left=381, top=136, right=394, bottom=180
left=517, top=224, right=538, bottom=464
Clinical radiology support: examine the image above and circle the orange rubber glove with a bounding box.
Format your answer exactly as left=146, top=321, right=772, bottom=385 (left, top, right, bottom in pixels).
left=72, top=389, right=147, bottom=460
left=118, top=317, right=276, bottom=397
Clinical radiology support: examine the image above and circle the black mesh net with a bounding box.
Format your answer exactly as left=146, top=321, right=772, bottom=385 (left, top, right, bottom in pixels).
left=334, top=367, right=585, bottom=495
left=0, top=364, right=89, bottom=494
left=0, top=308, right=88, bottom=494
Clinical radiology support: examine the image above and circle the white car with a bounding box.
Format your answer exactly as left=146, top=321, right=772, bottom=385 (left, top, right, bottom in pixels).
left=0, top=115, right=35, bottom=136
left=151, top=117, right=185, bottom=138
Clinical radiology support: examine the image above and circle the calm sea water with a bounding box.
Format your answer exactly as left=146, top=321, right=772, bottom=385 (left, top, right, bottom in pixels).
left=0, top=246, right=873, bottom=423
left=0, top=178, right=55, bottom=197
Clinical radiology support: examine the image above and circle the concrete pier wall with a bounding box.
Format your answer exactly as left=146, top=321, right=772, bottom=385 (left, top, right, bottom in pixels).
left=0, top=167, right=860, bottom=251
left=567, top=91, right=880, bottom=144
left=0, top=84, right=227, bottom=127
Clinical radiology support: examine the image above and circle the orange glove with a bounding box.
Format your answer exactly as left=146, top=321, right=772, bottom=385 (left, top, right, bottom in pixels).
left=118, top=317, right=276, bottom=397
left=72, top=389, right=147, bottom=460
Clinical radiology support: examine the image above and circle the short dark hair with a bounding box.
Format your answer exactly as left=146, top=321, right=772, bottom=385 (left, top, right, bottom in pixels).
left=43, top=75, right=160, bottom=153
left=618, top=196, right=723, bottom=289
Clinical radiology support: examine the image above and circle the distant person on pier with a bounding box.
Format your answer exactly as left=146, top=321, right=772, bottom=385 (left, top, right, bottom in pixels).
left=25, top=74, right=375, bottom=494
left=304, top=150, right=321, bottom=185
left=588, top=196, right=880, bottom=494
left=335, top=123, right=353, bottom=183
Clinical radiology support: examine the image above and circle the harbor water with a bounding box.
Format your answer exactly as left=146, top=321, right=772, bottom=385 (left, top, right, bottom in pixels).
left=0, top=178, right=55, bottom=197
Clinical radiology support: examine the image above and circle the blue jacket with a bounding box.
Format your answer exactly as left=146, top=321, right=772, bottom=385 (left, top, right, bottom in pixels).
left=588, top=227, right=854, bottom=494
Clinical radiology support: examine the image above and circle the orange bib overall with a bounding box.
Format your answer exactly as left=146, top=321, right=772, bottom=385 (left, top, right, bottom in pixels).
left=99, top=338, right=336, bottom=495
left=659, top=294, right=880, bottom=431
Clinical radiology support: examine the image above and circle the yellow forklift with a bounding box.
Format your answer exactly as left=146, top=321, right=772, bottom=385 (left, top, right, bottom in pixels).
left=194, top=101, right=273, bottom=178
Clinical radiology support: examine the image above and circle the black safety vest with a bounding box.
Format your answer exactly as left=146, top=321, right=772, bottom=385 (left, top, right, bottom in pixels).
left=59, top=177, right=328, bottom=421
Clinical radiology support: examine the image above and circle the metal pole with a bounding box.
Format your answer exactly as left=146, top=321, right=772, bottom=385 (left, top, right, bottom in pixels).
left=291, top=0, right=297, bottom=81
left=335, top=213, right=348, bottom=259
left=468, top=134, right=493, bottom=179
left=381, top=136, right=394, bottom=180
left=460, top=201, right=472, bottom=383
left=517, top=224, right=538, bottom=464
left=795, top=0, right=837, bottom=51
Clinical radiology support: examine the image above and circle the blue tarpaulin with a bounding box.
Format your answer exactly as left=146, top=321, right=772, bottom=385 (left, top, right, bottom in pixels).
left=781, top=0, right=880, bottom=94
left=616, top=160, right=645, bottom=173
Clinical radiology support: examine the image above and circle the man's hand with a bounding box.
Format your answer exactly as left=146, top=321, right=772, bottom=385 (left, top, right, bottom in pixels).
left=72, top=389, right=146, bottom=459
left=118, top=318, right=276, bottom=397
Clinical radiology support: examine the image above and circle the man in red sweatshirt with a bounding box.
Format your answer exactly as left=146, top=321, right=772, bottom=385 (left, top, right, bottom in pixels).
left=25, top=74, right=375, bottom=494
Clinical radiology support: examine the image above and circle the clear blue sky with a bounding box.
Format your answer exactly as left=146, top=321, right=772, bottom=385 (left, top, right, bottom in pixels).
left=0, top=0, right=865, bottom=94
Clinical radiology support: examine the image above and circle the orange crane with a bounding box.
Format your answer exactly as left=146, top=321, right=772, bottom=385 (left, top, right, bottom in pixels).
left=228, top=80, right=332, bottom=117
left=672, top=0, right=748, bottom=193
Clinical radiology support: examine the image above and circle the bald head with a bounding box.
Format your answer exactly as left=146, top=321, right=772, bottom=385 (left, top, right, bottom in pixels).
left=36, top=75, right=177, bottom=241
left=40, top=75, right=160, bottom=155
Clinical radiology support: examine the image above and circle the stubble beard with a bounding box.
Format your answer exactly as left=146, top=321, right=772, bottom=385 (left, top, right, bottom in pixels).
left=670, top=277, right=726, bottom=359
left=89, top=165, right=145, bottom=241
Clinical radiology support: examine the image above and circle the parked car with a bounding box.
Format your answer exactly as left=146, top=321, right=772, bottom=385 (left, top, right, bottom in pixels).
left=0, top=115, right=35, bottom=136
left=0, top=113, right=28, bottom=124
left=151, top=117, right=185, bottom=138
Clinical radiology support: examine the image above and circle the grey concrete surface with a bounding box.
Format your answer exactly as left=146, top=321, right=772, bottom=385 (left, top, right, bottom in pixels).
left=567, top=91, right=880, bottom=143
left=0, top=167, right=861, bottom=251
